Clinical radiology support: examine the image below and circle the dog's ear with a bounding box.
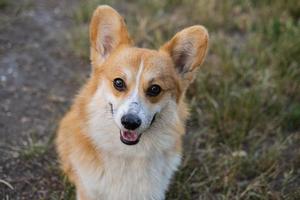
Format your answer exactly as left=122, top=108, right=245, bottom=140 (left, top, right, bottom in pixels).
left=90, top=5, right=132, bottom=67
left=160, top=26, right=208, bottom=89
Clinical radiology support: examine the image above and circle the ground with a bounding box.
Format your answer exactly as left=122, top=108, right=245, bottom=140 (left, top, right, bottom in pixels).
left=0, top=0, right=300, bottom=199
left=0, top=0, right=86, bottom=199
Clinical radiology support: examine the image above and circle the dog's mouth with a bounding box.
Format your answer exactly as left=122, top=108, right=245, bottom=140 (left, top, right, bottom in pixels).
left=111, top=102, right=158, bottom=146
left=120, top=130, right=141, bottom=145
left=119, top=114, right=156, bottom=145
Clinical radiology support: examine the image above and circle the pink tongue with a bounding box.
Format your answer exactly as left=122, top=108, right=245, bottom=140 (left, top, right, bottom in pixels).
left=122, top=131, right=138, bottom=141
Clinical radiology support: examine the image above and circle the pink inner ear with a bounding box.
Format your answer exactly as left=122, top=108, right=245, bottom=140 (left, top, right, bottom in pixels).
left=173, top=50, right=189, bottom=74
left=172, top=40, right=195, bottom=74
left=102, top=35, right=113, bottom=56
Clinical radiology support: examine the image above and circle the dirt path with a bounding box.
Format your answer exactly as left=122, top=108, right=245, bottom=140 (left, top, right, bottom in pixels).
left=0, top=0, right=88, bottom=198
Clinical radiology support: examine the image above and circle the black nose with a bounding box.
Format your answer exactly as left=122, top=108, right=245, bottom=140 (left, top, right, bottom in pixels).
left=121, top=114, right=141, bottom=130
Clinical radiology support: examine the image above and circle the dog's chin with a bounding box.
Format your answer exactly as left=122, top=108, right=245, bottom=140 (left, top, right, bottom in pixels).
left=119, top=130, right=142, bottom=145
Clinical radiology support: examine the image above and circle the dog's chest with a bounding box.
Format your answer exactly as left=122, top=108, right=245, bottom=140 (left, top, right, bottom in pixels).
left=78, top=153, right=180, bottom=200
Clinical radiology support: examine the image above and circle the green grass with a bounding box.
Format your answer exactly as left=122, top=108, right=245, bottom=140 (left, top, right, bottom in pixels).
left=49, top=177, right=76, bottom=200
left=0, top=0, right=9, bottom=9
left=19, top=133, right=49, bottom=160
left=68, top=0, right=300, bottom=199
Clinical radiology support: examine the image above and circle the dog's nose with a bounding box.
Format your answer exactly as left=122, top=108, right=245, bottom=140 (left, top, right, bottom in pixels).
left=121, top=114, right=141, bottom=130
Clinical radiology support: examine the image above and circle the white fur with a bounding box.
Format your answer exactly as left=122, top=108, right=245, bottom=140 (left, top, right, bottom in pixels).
left=73, top=149, right=181, bottom=200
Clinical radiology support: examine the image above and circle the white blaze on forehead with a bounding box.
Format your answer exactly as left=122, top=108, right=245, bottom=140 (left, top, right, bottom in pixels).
left=117, top=60, right=144, bottom=115
left=124, top=60, right=145, bottom=115
left=133, top=60, right=144, bottom=96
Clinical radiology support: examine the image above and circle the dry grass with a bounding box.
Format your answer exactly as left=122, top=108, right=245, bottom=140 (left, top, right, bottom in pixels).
left=64, top=0, right=300, bottom=199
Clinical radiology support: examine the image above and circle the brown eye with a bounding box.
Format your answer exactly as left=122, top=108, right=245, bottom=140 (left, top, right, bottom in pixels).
left=146, top=85, right=161, bottom=97
left=113, top=78, right=126, bottom=91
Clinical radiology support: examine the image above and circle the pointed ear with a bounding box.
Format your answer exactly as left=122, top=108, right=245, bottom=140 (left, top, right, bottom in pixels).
left=89, top=5, right=132, bottom=67
left=160, top=26, right=209, bottom=88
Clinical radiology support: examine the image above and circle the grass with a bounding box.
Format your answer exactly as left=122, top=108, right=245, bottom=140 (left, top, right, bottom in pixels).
left=66, top=0, right=300, bottom=199
left=0, top=0, right=8, bottom=9
left=49, top=177, right=76, bottom=200
left=19, top=134, right=49, bottom=160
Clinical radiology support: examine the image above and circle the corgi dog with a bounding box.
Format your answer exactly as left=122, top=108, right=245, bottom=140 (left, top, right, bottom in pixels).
left=56, top=5, right=208, bottom=200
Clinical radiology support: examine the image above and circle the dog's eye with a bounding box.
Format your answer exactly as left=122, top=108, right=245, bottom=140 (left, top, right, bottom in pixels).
left=113, top=78, right=126, bottom=91
left=146, top=85, right=161, bottom=97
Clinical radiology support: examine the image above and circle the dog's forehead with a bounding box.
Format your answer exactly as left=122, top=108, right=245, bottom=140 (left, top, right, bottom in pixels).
left=110, top=47, right=173, bottom=77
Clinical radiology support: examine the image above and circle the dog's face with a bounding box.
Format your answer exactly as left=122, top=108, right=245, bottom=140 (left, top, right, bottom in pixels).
left=101, top=48, right=181, bottom=145
left=88, top=6, right=208, bottom=148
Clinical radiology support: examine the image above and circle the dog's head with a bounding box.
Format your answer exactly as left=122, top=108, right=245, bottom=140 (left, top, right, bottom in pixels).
left=87, top=6, right=208, bottom=151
